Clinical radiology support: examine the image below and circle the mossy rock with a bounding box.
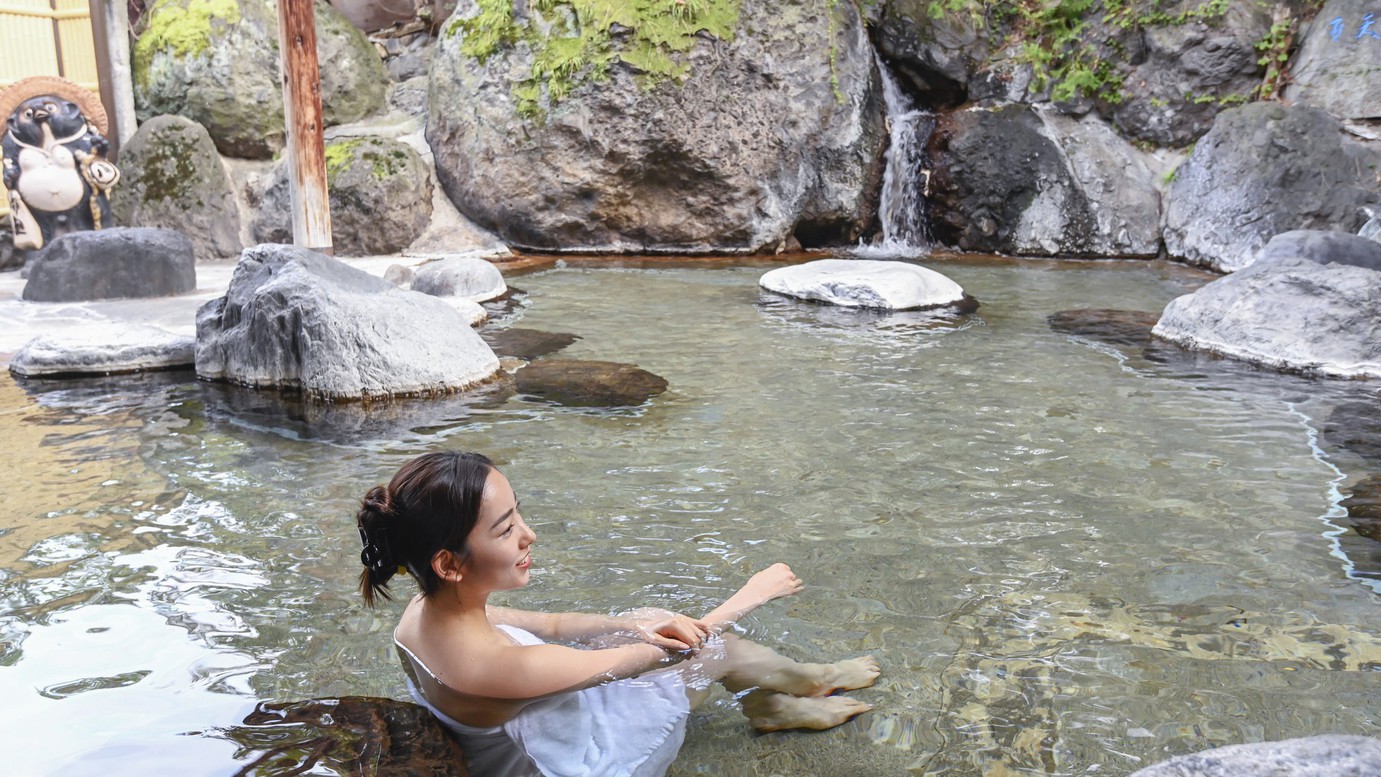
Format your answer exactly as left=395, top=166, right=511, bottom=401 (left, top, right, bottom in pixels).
left=133, top=0, right=388, bottom=159
left=110, top=114, right=242, bottom=262
left=251, top=136, right=431, bottom=256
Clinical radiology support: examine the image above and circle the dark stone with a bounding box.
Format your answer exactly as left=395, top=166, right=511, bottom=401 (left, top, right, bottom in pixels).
left=479, top=327, right=579, bottom=360
left=1129, top=735, right=1381, bottom=777
left=0, top=223, right=17, bottom=270
left=1324, top=401, right=1381, bottom=465
left=1048, top=309, right=1160, bottom=347
left=1257, top=230, right=1381, bottom=272
left=195, top=244, right=500, bottom=400
left=514, top=359, right=668, bottom=407
left=1341, top=473, right=1381, bottom=543
left=21, top=227, right=196, bottom=302
left=223, top=696, right=469, bottom=776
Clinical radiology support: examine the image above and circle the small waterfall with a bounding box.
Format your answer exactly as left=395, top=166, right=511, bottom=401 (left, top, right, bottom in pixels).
left=857, top=54, right=935, bottom=258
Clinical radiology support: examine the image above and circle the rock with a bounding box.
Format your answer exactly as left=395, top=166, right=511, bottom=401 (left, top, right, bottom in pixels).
left=1128, top=735, right=1381, bottom=777
left=479, top=328, right=579, bottom=360
left=1341, top=473, right=1381, bottom=542
left=926, top=105, right=1162, bottom=257
left=224, top=696, right=470, bottom=776
left=133, top=0, right=388, bottom=159
left=1047, top=309, right=1160, bottom=347
left=1163, top=103, right=1381, bottom=273
left=383, top=263, right=414, bottom=288
left=1285, top=0, right=1381, bottom=123
left=873, top=1, right=990, bottom=107
left=110, top=114, right=243, bottom=262
left=251, top=136, right=432, bottom=255
left=387, top=75, right=429, bottom=119
left=9, top=326, right=194, bottom=377
left=22, top=228, right=197, bottom=302
left=195, top=244, right=500, bottom=400
left=1257, top=230, right=1381, bottom=271
left=427, top=0, right=885, bottom=253
left=514, top=359, right=667, bottom=407
left=326, top=0, right=419, bottom=33
left=759, top=259, right=971, bottom=311
left=411, top=256, right=506, bottom=301
left=385, top=36, right=433, bottom=81
left=0, top=222, right=17, bottom=271
left=439, top=295, right=487, bottom=327
left=1152, top=256, right=1381, bottom=379
left=1324, top=401, right=1381, bottom=464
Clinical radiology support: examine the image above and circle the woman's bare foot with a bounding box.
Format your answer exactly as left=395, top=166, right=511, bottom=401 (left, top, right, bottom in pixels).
left=744, top=692, right=872, bottom=732
left=804, top=656, right=881, bottom=697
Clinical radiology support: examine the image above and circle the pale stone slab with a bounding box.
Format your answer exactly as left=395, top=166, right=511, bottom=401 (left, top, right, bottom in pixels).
left=759, top=259, right=967, bottom=311
left=10, top=325, right=194, bottom=377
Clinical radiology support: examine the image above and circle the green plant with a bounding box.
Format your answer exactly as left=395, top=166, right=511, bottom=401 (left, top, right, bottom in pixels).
left=1253, top=6, right=1296, bottom=101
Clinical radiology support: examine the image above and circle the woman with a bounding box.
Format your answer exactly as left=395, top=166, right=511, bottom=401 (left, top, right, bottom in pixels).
left=357, top=451, right=878, bottom=777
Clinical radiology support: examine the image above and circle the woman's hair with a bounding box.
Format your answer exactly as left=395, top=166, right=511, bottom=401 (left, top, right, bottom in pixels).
left=356, top=451, right=495, bottom=607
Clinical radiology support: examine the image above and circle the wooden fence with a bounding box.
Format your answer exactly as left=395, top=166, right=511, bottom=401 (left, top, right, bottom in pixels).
left=0, top=0, right=99, bottom=92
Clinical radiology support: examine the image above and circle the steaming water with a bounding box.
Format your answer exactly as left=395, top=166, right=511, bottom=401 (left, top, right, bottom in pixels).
left=1, top=258, right=1378, bottom=776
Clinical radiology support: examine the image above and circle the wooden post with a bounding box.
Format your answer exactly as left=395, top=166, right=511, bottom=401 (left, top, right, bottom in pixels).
left=88, top=0, right=139, bottom=155
left=277, top=0, right=332, bottom=254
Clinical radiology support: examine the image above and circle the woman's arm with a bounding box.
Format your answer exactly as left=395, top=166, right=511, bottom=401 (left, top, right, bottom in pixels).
left=489, top=605, right=708, bottom=650
left=699, top=563, right=804, bottom=634
left=465, top=640, right=689, bottom=700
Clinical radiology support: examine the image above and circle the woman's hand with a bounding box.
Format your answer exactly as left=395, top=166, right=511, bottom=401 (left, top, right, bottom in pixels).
left=627, top=612, right=711, bottom=652
left=740, top=563, right=804, bottom=607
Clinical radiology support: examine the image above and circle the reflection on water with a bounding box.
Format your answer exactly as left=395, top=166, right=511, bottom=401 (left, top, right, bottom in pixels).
left=1, top=259, right=1378, bottom=776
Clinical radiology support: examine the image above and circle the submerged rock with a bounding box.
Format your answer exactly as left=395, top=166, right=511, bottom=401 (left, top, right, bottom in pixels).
left=1129, top=735, right=1381, bottom=777
left=412, top=256, right=506, bottom=301
left=9, top=326, right=194, bottom=377
left=480, top=328, right=580, bottom=361
left=514, top=359, right=667, bottom=407
left=22, top=228, right=196, bottom=302
left=759, top=259, right=972, bottom=311
left=1152, top=256, right=1381, bottom=379
left=195, top=244, right=500, bottom=400
left=427, top=0, right=885, bottom=253
left=1341, top=473, right=1381, bottom=543
left=1324, top=401, right=1381, bottom=465
left=111, top=114, right=243, bottom=262
left=1047, top=309, right=1159, bottom=347
left=1162, top=103, right=1381, bottom=273
left=225, top=696, right=469, bottom=776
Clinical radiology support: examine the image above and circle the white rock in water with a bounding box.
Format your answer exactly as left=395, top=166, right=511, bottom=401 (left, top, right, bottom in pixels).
left=9, top=325, right=194, bottom=376
left=440, top=295, right=488, bottom=327
left=1130, top=735, right=1381, bottom=777
left=1153, top=256, right=1381, bottom=379
left=759, top=259, right=967, bottom=310
left=411, top=256, right=507, bottom=302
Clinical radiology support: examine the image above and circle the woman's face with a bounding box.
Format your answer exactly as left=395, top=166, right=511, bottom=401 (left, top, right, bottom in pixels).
left=461, top=468, right=535, bottom=591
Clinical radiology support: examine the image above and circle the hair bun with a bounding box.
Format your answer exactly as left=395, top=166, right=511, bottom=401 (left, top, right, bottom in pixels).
left=363, top=485, right=393, bottom=516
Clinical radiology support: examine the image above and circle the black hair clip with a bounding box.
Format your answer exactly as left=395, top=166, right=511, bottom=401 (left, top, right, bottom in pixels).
left=358, top=526, right=395, bottom=574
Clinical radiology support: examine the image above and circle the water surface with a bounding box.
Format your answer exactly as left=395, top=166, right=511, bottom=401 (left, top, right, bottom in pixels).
left=1, top=257, right=1377, bottom=776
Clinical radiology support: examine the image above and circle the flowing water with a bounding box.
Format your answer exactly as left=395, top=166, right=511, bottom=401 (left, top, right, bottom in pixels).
left=862, top=55, right=934, bottom=256
left=1, top=257, right=1378, bottom=776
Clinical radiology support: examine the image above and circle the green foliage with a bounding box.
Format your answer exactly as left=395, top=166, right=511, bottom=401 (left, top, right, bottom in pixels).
left=447, top=0, right=740, bottom=122
left=1253, top=11, right=1296, bottom=101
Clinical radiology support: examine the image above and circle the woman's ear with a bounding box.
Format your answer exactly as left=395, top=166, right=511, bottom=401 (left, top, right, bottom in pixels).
left=432, top=549, right=466, bottom=583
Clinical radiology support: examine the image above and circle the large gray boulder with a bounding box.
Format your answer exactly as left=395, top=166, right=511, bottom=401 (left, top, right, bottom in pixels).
left=250, top=136, right=432, bottom=256
left=411, top=256, right=506, bottom=301
left=873, top=1, right=991, bottom=107
left=133, top=0, right=388, bottom=159
left=9, top=326, right=194, bottom=377
left=426, top=0, right=885, bottom=253
left=1130, top=735, right=1381, bottom=777
left=22, top=228, right=196, bottom=302
left=195, top=244, right=500, bottom=400
left=1163, top=103, right=1381, bottom=273
left=927, top=105, right=1162, bottom=257
left=760, top=259, right=970, bottom=311
left=1285, top=0, right=1381, bottom=122
left=1152, top=255, right=1381, bottom=379
left=1257, top=230, right=1381, bottom=271
left=111, top=115, right=243, bottom=262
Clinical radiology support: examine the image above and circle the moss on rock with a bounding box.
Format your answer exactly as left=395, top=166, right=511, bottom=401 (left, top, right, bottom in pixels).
left=132, top=0, right=242, bottom=88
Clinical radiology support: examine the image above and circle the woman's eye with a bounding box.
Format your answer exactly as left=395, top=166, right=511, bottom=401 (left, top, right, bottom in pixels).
left=502, top=525, right=513, bottom=537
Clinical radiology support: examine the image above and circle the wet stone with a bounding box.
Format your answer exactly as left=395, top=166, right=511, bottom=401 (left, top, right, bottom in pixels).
left=1129, top=734, right=1381, bottom=777
left=479, top=328, right=580, bottom=361
left=514, top=359, right=668, bottom=407
left=1047, top=309, right=1160, bottom=347
left=224, top=696, right=468, bottom=776
left=1341, top=473, right=1381, bottom=543
left=1324, top=400, right=1381, bottom=465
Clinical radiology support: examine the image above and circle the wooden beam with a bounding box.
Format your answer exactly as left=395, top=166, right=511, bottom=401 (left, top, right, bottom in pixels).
left=276, top=0, right=332, bottom=254
left=87, top=0, right=138, bottom=155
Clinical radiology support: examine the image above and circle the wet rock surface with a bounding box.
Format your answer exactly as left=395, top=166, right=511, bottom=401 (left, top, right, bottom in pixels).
left=479, top=328, right=580, bottom=361
left=1128, top=735, right=1381, bottom=777
left=1047, top=309, right=1160, bottom=347
left=427, top=0, right=884, bottom=253
left=1162, top=103, right=1381, bottom=273
left=1324, top=400, right=1381, bottom=465
left=759, top=259, right=972, bottom=311
left=224, top=696, right=468, bottom=776
left=112, top=114, right=244, bottom=262
left=1341, top=473, right=1381, bottom=543
left=195, top=244, right=500, bottom=400
left=22, top=228, right=196, bottom=302
left=514, top=359, right=667, bottom=407
left=9, top=326, right=194, bottom=377
left=1153, top=256, right=1381, bottom=379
